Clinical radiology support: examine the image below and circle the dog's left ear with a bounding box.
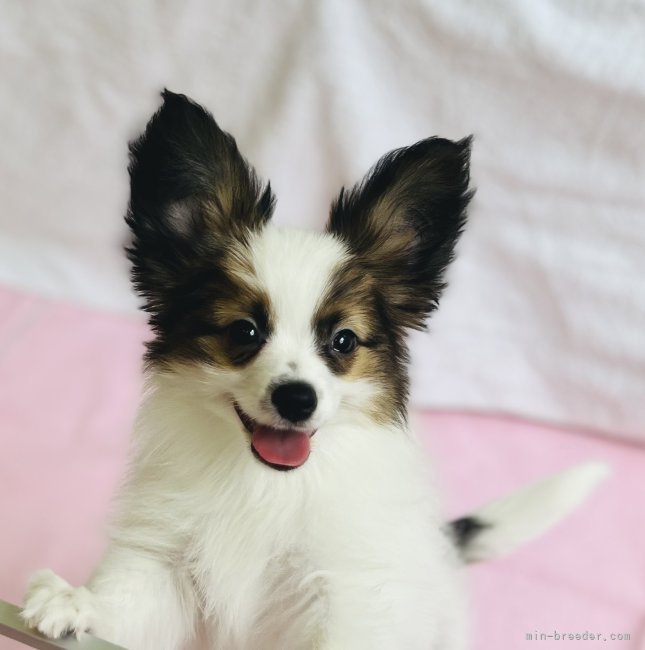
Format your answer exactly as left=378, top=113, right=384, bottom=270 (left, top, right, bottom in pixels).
left=327, top=136, right=473, bottom=330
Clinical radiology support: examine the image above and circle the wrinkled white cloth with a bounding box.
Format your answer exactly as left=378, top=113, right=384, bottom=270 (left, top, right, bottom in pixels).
left=1, top=0, right=643, bottom=439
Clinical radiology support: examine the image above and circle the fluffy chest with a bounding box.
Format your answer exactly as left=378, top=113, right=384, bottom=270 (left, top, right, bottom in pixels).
left=188, top=513, right=325, bottom=649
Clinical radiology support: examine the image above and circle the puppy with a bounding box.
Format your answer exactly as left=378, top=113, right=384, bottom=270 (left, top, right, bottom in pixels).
left=22, top=91, right=607, bottom=650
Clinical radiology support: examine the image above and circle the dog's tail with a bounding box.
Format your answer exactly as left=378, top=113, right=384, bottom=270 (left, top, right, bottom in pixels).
left=449, top=461, right=610, bottom=563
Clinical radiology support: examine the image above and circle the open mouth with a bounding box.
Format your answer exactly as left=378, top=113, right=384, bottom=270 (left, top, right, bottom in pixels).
left=233, top=403, right=314, bottom=471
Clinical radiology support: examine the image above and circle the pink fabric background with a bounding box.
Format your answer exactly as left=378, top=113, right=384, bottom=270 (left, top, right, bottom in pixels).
left=1, top=286, right=643, bottom=649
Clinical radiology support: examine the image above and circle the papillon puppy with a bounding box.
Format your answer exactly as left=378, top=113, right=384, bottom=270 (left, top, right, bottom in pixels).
left=22, top=91, right=607, bottom=650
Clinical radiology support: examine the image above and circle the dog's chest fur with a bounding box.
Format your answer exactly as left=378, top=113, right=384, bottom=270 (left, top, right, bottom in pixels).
left=120, top=386, right=464, bottom=650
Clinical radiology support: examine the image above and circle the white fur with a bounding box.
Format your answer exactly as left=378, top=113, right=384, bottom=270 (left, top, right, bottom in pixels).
left=229, top=227, right=369, bottom=433
left=22, top=226, right=605, bottom=650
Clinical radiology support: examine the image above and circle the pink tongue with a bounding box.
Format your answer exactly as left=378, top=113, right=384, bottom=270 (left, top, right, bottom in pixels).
left=252, top=426, right=311, bottom=467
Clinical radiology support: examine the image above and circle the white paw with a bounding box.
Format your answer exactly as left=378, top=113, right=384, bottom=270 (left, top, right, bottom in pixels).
left=22, top=569, right=95, bottom=639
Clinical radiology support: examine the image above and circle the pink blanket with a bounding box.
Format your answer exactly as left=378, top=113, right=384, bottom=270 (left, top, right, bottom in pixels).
left=1, top=286, right=643, bottom=649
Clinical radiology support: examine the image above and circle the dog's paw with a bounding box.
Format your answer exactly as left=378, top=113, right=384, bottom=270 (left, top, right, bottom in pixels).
left=22, top=569, right=95, bottom=639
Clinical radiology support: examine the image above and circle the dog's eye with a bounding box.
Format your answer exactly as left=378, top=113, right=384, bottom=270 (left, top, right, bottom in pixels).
left=229, top=319, right=261, bottom=347
left=331, top=329, right=357, bottom=355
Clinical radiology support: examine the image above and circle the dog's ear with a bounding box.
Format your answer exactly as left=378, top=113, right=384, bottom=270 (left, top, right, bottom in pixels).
left=327, top=137, right=473, bottom=331
left=126, top=90, right=275, bottom=315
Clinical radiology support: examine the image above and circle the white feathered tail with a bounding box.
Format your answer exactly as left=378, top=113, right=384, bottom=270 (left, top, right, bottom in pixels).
left=450, top=461, right=610, bottom=562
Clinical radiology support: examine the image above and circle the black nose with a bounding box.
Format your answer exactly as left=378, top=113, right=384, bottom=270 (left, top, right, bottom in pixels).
left=271, top=381, right=318, bottom=423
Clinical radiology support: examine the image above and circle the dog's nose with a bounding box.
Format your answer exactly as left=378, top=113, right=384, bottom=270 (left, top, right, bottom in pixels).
left=271, top=381, right=317, bottom=423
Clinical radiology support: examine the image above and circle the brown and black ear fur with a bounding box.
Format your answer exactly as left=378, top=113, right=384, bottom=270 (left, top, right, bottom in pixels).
left=125, top=90, right=275, bottom=359
left=327, top=136, right=473, bottom=332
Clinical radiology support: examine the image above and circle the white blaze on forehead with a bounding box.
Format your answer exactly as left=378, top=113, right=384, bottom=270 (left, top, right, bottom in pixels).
left=248, top=226, right=348, bottom=341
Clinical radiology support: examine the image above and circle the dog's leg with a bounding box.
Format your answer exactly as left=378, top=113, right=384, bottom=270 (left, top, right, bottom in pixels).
left=319, top=611, right=464, bottom=650
left=22, top=545, right=196, bottom=650
left=319, top=614, right=466, bottom=650
left=317, top=572, right=466, bottom=650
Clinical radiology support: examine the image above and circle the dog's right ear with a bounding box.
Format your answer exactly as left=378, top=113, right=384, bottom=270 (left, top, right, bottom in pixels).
left=126, top=90, right=275, bottom=315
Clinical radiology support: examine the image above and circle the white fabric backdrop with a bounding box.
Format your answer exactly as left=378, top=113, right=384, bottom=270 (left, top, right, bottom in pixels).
left=1, top=0, right=643, bottom=439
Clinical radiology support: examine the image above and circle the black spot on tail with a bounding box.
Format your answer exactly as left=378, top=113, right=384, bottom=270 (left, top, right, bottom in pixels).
left=450, top=516, right=489, bottom=551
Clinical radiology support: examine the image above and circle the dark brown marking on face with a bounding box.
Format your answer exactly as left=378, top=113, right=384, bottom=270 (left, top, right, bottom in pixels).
left=314, top=260, right=409, bottom=424
left=322, top=136, right=473, bottom=423
left=146, top=241, right=273, bottom=369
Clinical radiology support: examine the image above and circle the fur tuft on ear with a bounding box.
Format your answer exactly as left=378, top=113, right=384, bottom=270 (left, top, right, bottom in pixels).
left=327, top=136, right=473, bottom=331
left=125, top=90, right=275, bottom=320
